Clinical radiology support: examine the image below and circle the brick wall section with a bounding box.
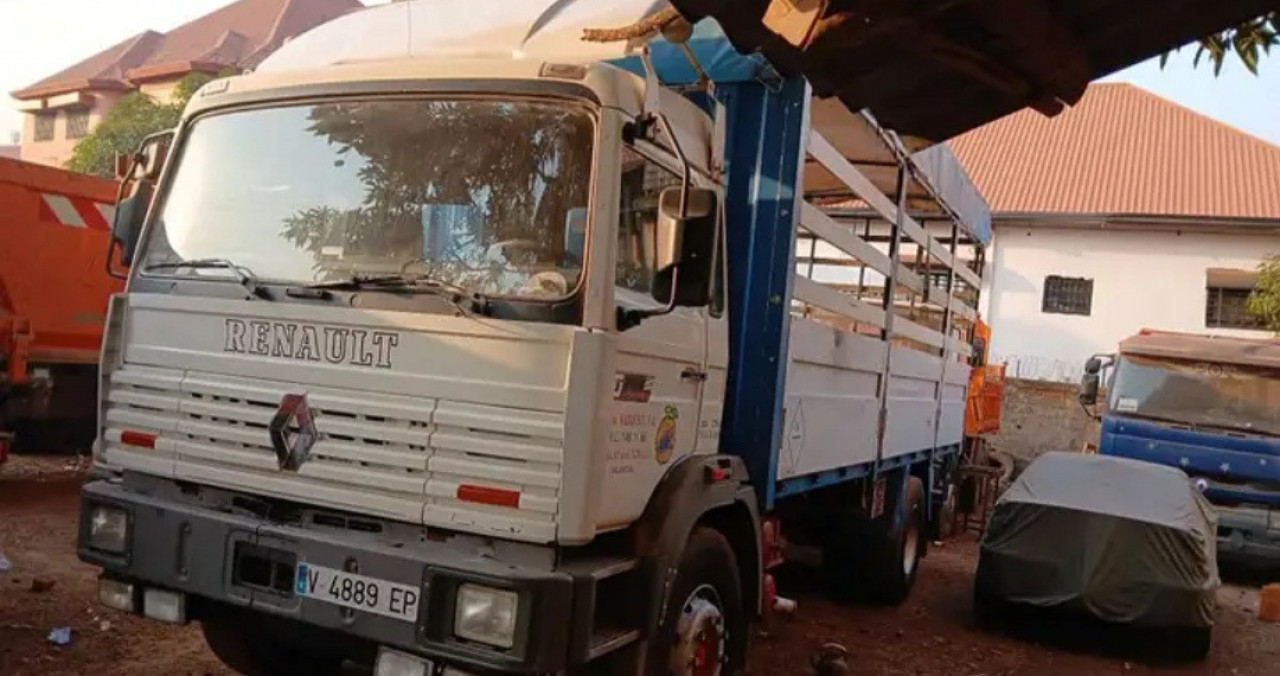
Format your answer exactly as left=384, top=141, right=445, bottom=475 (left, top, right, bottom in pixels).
left=984, top=378, right=1103, bottom=468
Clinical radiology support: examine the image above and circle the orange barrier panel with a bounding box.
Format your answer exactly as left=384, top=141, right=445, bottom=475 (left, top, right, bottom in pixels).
left=964, top=319, right=1005, bottom=438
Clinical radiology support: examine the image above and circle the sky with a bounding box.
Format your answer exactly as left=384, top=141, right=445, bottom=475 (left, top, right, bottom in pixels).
left=1, top=0, right=1278, bottom=147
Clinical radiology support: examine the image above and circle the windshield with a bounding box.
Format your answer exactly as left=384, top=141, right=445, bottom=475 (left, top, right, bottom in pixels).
left=141, top=98, right=594, bottom=298
left=1108, top=354, right=1280, bottom=437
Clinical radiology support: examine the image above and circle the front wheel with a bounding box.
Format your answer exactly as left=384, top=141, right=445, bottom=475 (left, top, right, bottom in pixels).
left=201, top=613, right=351, bottom=676
left=651, top=527, right=748, bottom=676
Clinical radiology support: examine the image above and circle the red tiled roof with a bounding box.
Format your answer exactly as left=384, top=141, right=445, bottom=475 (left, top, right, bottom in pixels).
left=13, top=0, right=362, bottom=99
left=946, top=83, right=1280, bottom=220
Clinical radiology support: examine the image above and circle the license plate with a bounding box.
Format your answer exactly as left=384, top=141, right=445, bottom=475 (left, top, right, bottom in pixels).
left=295, top=563, right=421, bottom=622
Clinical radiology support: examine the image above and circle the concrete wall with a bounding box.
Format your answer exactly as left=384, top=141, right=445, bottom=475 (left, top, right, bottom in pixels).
left=985, top=377, right=1102, bottom=468
left=981, top=224, right=1274, bottom=383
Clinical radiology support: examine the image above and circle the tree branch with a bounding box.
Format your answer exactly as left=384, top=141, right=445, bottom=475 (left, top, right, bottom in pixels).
left=581, top=7, right=683, bottom=43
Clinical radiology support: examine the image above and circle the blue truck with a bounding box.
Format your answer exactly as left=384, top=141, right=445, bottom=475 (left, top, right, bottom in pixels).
left=80, top=2, right=993, bottom=674
left=1080, top=329, right=1280, bottom=566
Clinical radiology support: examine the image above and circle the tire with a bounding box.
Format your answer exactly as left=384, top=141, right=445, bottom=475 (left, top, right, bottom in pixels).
left=863, top=476, right=926, bottom=606
left=650, top=527, right=748, bottom=676
left=201, top=614, right=348, bottom=676
left=934, top=477, right=958, bottom=541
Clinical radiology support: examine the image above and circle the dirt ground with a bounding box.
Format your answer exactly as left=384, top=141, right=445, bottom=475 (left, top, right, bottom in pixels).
left=2, top=456, right=1278, bottom=676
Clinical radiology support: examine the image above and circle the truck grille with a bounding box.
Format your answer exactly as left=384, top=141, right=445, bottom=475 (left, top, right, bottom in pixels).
left=102, top=366, right=564, bottom=542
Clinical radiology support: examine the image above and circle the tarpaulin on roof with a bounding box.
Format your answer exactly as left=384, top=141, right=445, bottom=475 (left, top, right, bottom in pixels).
left=911, top=144, right=992, bottom=245
left=975, top=452, right=1219, bottom=628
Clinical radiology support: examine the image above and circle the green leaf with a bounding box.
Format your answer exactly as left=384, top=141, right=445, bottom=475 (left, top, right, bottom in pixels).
left=1234, top=32, right=1259, bottom=73
left=67, top=72, right=231, bottom=177
left=1247, top=254, right=1280, bottom=335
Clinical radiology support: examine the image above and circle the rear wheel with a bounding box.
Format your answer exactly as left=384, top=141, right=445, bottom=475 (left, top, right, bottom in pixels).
left=652, top=527, right=748, bottom=676
left=863, top=476, right=927, bottom=605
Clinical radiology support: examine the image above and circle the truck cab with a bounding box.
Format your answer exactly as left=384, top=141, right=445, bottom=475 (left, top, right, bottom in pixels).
left=1081, top=329, right=1280, bottom=565
left=79, top=3, right=994, bottom=674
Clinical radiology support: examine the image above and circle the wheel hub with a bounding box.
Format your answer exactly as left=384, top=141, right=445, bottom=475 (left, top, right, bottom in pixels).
left=903, top=513, right=921, bottom=576
left=670, top=584, right=727, bottom=676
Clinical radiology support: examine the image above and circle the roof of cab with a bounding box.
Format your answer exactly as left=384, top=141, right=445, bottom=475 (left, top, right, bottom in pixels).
left=251, top=0, right=991, bottom=242
left=1120, top=329, right=1280, bottom=370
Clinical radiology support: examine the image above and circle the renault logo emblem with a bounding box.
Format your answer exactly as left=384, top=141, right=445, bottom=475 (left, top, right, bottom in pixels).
left=269, top=392, right=319, bottom=471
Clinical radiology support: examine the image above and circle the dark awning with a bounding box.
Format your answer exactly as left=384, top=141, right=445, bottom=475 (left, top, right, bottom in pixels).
left=667, top=0, right=1275, bottom=143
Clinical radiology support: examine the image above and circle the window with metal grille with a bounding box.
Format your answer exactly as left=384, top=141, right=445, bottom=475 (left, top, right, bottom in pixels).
left=33, top=113, right=55, bottom=142
left=927, top=271, right=971, bottom=293
left=1042, top=275, right=1093, bottom=316
left=1205, top=287, right=1263, bottom=329
left=66, top=110, right=90, bottom=139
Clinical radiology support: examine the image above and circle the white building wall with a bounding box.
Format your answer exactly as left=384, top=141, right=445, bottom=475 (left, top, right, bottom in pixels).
left=982, top=225, right=1275, bottom=383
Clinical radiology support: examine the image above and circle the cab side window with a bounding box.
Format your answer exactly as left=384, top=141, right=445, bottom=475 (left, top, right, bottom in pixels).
left=616, top=146, right=682, bottom=297
left=616, top=145, right=724, bottom=313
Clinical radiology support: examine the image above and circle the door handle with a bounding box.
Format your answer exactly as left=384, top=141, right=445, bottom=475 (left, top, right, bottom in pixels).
left=681, top=367, right=708, bottom=383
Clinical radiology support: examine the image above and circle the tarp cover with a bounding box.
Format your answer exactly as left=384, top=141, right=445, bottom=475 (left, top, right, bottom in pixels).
left=975, top=452, right=1219, bottom=628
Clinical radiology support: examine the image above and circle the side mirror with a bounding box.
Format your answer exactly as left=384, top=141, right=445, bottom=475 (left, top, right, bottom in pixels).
left=1078, top=373, right=1100, bottom=407
left=651, top=186, right=717, bottom=306
left=107, top=130, right=173, bottom=277
left=1084, top=356, right=1103, bottom=375
left=654, top=186, right=715, bottom=270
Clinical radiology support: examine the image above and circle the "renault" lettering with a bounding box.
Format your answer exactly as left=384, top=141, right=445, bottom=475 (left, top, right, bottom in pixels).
left=224, top=319, right=400, bottom=369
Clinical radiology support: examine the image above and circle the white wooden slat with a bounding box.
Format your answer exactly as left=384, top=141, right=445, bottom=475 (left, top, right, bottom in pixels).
left=951, top=258, right=982, bottom=287
left=793, top=276, right=886, bottom=328
left=949, top=336, right=974, bottom=356
left=892, top=315, right=974, bottom=357
left=799, top=202, right=891, bottom=273
left=893, top=316, right=945, bottom=349
left=807, top=131, right=900, bottom=224
left=798, top=202, right=923, bottom=293
left=921, top=284, right=977, bottom=321
left=808, top=131, right=980, bottom=288
left=907, top=237, right=981, bottom=287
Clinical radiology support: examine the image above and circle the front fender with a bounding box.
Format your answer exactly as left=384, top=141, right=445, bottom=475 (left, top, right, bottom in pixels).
left=631, top=454, right=761, bottom=630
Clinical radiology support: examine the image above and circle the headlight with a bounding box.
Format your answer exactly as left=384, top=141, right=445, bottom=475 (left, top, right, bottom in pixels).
left=453, top=583, right=519, bottom=649
left=88, top=506, right=129, bottom=553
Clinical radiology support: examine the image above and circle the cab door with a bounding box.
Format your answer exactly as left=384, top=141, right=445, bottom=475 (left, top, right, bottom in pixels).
left=596, top=143, right=707, bottom=530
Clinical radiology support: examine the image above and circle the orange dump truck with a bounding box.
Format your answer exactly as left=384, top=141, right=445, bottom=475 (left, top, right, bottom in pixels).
left=0, top=157, right=120, bottom=459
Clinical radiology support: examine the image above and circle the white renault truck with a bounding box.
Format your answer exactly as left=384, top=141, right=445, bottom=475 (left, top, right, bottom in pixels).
left=79, top=1, right=992, bottom=674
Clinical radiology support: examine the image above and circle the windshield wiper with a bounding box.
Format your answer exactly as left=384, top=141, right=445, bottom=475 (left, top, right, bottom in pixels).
left=143, top=258, right=268, bottom=299
left=305, top=273, right=484, bottom=316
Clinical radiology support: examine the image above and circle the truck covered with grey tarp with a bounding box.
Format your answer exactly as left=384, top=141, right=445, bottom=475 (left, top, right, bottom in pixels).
left=974, top=452, right=1219, bottom=659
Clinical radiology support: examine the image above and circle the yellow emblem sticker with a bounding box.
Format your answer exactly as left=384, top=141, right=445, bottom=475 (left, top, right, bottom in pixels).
left=654, top=405, right=679, bottom=465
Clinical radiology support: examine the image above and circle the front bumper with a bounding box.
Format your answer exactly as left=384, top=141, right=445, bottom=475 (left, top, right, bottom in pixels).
left=1215, top=504, right=1280, bottom=566
left=77, top=480, right=575, bottom=674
